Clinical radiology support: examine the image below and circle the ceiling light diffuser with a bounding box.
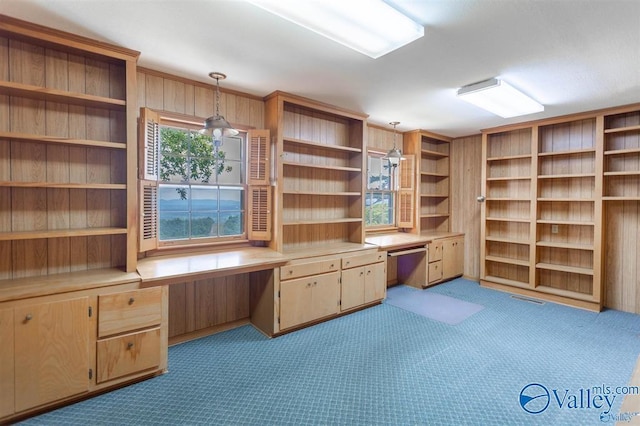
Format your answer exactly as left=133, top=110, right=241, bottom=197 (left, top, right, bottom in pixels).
left=457, top=78, right=544, bottom=118
left=248, top=0, right=424, bottom=59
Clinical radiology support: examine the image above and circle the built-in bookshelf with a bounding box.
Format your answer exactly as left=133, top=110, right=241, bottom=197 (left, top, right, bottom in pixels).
left=264, top=92, right=366, bottom=252
left=0, top=15, right=139, bottom=279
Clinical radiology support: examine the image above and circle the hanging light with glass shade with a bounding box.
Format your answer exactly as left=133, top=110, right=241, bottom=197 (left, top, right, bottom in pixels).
left=200, top=72, right=239, bottom=147
left=384, top=121, right=402, bottom=167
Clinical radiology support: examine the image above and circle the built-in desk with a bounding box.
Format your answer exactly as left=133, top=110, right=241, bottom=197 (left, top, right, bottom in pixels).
left=366, top=232, right=465, bottom=288
left=137, top=246, right=289, bottom=287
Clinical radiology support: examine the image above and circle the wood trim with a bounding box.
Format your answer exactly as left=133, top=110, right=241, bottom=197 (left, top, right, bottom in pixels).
left=264, top=90, right=368, bottom=120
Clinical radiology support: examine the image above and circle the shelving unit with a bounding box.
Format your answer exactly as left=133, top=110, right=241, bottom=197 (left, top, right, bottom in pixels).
left=403, top=130, right=452, bottom=234
left=0, top=15, right=139, bottom=279
left=264, top=92, right=366, bottom=252
left=481, top=128, right=533, bottom=288
left=535, top=119, right=601, bottom=302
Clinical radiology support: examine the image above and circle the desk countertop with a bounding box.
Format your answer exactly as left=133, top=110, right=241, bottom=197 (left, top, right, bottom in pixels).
left=365, top=232, right=463, bottom=251
left=137, top=246, right=289, bottom=286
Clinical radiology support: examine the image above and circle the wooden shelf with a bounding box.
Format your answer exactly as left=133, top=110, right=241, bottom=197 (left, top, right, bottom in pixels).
left=419, top=213, right=449, bottom=219
left=486, top=217, right=530, bottom=223
left=486, top=153, right=532, bottom=161
left=485, top=236, right=530, bottom=245
left=282, top=161, right=360, bottom=173
left=485, top=197, right=531, bottom=201
left=537, top=173, right=595, bottom=179
left=0, top=131, right=127, bottom=149
left=536, top=262, right=593, bottom=276
left=0, top=181, right=126, bottom=189
left=604, top=148, right=640, bottom=156
left=283, top=136, right=362, bottom=153
left=485, top=255, right=529, bottom=267
left=536, top=241, right=593, bottom=250
left=421, top=193, right=448, bottom=198
left=282, top=218, right=363, bottom=226
left=283, top=190, right=360, bottom=196
left=535, top=286, right=597, bottom=303
left=484, top=275, right=530, bottom=288
left=0, top=80, right=126, bottom=110
left=604, top=171, right=640, bottom=176
left=537, top=198, right=594, bottom=202
left=537, top=219, right=594, bottom=226
left=421, top=149, right=448, bottom=158
left=421, top=172, right=449, bottom=178
left=486, top=176, right=531, bottom=181
left=0, top=227, right=128, bottom=241
left=538, top=148, right=596, bottom=157
left=604, top=124, right=640, bottom=134
left=603, top=196, right=640, bottom=201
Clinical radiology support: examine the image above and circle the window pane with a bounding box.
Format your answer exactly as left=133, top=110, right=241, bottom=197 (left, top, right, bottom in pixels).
left=159, top=185, right=189, bottom=209
left=160, top=154, right=188, bottom=182
left=219, top=212, right=243, bottom=236
left=191, top=187, right=218, bottom=211
left=160, top=211, right=189, bottom=240
left=221, top=136, right=242, bottom=161
left=368, top=156, right=382, bottom=189
left=219, top=187, right=244, bottom=211
left=365, top=191, right=394, bottom=226
left=191, top=212, right=217, bottom=238
left=216, top=160, right=242, bottom=184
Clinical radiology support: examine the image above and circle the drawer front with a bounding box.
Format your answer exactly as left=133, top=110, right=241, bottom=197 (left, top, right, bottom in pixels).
left=98, top=287, right=162, bottom=338
left=96, top=328, right=161, bottom=383
left=280, top=258, right=339, bottom=280
left=342, top=251, right=386, bottom=269
left=428, top=260, right=443, bottom=284
left=428, top=241, right=443, bottom=263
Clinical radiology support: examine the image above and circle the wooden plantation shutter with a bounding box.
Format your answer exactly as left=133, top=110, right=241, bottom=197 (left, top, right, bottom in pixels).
left=247, top=129, right=272, bottom=241
left=247, top=129, right=270, bottom=185
left=397, top=154, right=415, bottom=228
left=248, top=185, right=272, bottom=240
left=138, top=108, right=160, bottom=252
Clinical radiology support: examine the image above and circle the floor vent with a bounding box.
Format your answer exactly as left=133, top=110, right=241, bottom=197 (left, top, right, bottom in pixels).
left=510, top=295, right=545, bottom=305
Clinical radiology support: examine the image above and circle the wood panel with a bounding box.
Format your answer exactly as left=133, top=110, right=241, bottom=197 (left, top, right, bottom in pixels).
left=0, top=308, right=14, bottom=418
left=451, top=134, right=482, bottom=279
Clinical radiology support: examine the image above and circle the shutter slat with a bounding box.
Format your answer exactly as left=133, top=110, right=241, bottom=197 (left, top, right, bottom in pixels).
left=139, top=179, right=158, bottom=252
left=248, top=185, right=272, bottom=241
left=397, top=155, right=415, bottom=228
left=248, top=129, right=270, bottom=185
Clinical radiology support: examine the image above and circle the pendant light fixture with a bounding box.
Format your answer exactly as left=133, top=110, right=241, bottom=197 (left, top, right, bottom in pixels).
left=384, top=121, right=402, bottom=167
left=201, top=72, right=239, bottom=147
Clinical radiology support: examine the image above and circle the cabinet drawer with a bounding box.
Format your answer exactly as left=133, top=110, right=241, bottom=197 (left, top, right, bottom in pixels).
left=96, top=327, right=161, bottom=383
left=428, top=260, right=443, bottom=284
left=280, top=258, right=339, bottom=280
left=342, top=251, right=386, bottom=269
left=98, top=287, right=162, bottom=338
left=428, top=241, right=443, bottom=262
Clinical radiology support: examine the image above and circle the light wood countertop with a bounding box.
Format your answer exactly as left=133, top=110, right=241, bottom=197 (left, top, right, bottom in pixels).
left=365, top=232, right=464, bottom=251
left=137, top=246, right=290, bottom=286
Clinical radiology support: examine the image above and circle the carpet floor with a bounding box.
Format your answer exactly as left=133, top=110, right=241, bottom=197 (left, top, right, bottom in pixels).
left=19, top=278, right=640, bottom=425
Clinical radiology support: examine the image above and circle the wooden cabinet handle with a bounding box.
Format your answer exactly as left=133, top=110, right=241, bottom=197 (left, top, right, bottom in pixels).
left=128, top=297, right=135, bottom=305
left=25, top=314, right=33, bottom=321
left=127, top=342, right=134, bottom=350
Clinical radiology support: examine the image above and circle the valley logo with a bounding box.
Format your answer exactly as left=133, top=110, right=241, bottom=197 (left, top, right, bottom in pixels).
left=519, top=383, right=616, bottom=415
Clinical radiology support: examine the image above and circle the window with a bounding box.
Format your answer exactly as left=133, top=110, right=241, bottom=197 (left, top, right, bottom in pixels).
left=365, top=153, right=396, bottom=227
left=158, top=126, right=245, bottom=242
left=139, top=108, right=271, bottom=252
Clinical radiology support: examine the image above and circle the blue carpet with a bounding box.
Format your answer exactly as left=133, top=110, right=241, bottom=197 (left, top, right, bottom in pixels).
left=385, top=284, right=484, bottom=324
left=19, top=278, right=640, bottom=425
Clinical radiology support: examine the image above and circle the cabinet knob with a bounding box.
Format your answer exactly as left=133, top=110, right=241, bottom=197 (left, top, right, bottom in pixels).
left=330, top=263, right=334, bottom=268
left=128, top=297, right=135, bottom=305
left=360, top=271, right=364, bottom=276
left=25, top=314, right=33, bottom=322
left=127, top=342, right=134, bottom=350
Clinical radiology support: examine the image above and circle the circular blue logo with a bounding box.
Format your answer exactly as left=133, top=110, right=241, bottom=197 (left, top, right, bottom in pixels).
left=519, top=383, right=550, bottom=414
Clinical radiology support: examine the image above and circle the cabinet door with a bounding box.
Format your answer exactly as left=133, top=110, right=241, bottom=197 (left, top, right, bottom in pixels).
left=14, top=297, right=91, bottom=413
left=280, top=276, right=313, bottom=330
left=364, top=262, right=386, bottom=303
left=443, top=237, right=465, bottom=280
left=0, top=308, right=14, bottom=418
left=341, top=267, right=364, bottom=311
left=311, top=271, right=341, bottom=320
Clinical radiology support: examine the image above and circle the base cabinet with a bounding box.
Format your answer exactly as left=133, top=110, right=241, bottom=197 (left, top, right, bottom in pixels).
left=427, top=241, right=443, bottom=285
left=341, top=251, right=386, bottom=311
left=442, top=236, right=465, bottom=280
left=280, top=271, right=341, bottom=330
left=0, top=276, right=168, bottom=424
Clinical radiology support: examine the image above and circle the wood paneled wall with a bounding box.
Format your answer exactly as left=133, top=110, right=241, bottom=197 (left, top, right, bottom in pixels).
left=450, top=134, right=482, bottom=280
left=367, top=124, right=397, bottom=153
left=136, top=68, right=264, bottom=129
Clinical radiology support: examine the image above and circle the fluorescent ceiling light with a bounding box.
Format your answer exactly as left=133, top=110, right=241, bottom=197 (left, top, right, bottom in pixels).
left=457, top=78, right=544, bottom=118
left=248, top=0, right=424, bottom=59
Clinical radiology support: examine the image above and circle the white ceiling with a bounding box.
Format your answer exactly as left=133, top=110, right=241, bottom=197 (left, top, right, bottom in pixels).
left=2, top=0, right=639, bottom=138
